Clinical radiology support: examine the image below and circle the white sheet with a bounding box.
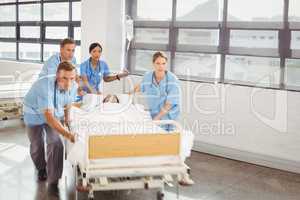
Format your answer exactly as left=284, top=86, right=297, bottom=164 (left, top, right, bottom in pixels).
left=69, top=103, right=161, bottom=136
left=67, top=102, right=194, bottom=167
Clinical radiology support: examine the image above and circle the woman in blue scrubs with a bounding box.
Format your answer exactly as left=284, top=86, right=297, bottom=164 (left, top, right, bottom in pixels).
left=134, top=51, right=180, bottom=129
left=134, top=52, right=194, bottom=185
left=80, top=42, right=128, bottom=94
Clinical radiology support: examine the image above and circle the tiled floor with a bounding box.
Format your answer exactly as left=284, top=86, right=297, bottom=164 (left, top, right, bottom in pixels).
left=1, top=120, right=300, bottom=200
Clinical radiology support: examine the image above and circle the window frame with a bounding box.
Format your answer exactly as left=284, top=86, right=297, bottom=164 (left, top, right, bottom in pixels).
left=0, top=0, right=81, bottom=63
left=128, top=0, right=300, bottom=92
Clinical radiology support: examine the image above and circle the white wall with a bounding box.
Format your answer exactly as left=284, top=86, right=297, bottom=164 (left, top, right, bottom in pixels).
left=81, top=0, right=125, bottom=71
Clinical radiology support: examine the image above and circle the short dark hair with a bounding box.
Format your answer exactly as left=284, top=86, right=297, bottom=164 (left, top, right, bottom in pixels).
left=57, top=61, right=76, bottom=73
left=152, top=51, right=168, bottom=63
left=89, top=42, right=102, bottom=53
left=60, top=38, right=75, bottom=48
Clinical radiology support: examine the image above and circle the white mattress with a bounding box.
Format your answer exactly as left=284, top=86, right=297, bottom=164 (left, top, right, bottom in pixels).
left=69, top=103, right=167, bottom=136
left=67, top=102, right=194, bottom=168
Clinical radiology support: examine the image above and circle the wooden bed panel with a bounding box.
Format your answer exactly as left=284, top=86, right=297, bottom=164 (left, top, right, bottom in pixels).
left=88, top=133, right=180, bottom=159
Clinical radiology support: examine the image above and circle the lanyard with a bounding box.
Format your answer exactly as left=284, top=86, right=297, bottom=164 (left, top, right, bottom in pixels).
left=54, top=80, right=58, bottom=109
left=89, top=58, right=101, bottom=85
left=152, top=71, right=168, bottom=96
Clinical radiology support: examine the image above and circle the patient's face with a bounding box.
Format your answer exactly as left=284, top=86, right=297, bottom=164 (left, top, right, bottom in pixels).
left=103, top=95, right=119, bottom=103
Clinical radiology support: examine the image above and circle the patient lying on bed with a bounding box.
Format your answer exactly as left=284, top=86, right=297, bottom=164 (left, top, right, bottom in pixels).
left=68, top=93, right=194, bottom=185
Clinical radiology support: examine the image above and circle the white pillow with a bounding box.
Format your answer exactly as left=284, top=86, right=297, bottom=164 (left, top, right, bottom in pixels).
left=81, top=94, right=103, bottom=111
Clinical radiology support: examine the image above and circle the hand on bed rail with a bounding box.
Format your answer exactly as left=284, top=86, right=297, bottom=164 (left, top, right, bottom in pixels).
left=63, top=122, right=76, bottom=143
left=66, top=132, right=75, bottom=143
left=153, top=120, right=183, bottom=132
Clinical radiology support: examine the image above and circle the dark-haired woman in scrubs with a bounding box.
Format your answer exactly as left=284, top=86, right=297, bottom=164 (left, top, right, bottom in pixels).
left=80, top=42, right=128, bottom=94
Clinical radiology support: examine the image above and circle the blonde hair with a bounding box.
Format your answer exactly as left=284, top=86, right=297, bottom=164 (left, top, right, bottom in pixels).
left=152, top=51, right=168, bottom=63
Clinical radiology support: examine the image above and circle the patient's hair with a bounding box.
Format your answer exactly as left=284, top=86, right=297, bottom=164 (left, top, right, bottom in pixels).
left=60, top=38, right=75, bottom=48
left=152, top=51, right=168, bottom=63
left=89, top=42, right=103, bottom=53
left=57, top=61, right=76, bottom=73
left=103, top=94, right=120, bottom=103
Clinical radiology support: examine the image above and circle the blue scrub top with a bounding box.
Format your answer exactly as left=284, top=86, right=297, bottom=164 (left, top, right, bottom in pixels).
left=39, top=53, right=77, bottom=77
left=140, top=71, right=180, bottom=121
left=80, top=58, right=110, bottom=92
left=23, top=75, right=77, bottom=126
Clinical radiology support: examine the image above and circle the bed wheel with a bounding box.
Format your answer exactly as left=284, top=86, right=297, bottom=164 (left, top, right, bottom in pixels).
left=157, top=191, right=164, bottom=200
left=88, top=194, right=94, bottom=200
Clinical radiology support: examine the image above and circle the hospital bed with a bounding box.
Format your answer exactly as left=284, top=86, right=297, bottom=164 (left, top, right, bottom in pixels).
left=67, top=101, right=193, bottom=200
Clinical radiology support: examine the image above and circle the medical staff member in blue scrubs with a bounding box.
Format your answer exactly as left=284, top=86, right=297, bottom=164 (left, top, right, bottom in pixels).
left=80, top=42, right=128, bottom=94
left=23, top=62, right=78, bottom=196
left=134, top=51, right=180, bottom=130
left=133, top=52, right=194, bottom=185
left=39, top=38, right=77, bottom=77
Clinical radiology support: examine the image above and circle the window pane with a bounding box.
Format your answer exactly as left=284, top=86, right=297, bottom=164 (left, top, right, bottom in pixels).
left=289, top=0, right=300, bottom=22
left=0, top=0, right=15, bottom=2
left=44, top=3, right=69, bottom=21
left=135, top=0, right=172, bottom=20
left=0, top=26, right=15, bottom=38
left=178, top=29, right=219, bottom=46
left=75, top=45, right=81, bottom=63
left=228, top=0, right=283, bottom=22
left=0, top=5, right=16, bottom=22
left=230, top=30, right=278, bottom=48
left=74, top=27, right=81, bottom=41
left=19, top=4, right=41, bottom=21
left=20, top=26, right=40, bottom=38
left=72, top=1, right=81, bottom=21
left=135, top=28, right=169, bottom=44
left=132, top=50, right=170, bottom=72
left=225, top=55, right=280, bottom=86
left=44, top=44, right=59, bottom=61
left=45, top=26, right=68, bottom=39
left=286, top=59, right=300, bottom=87
left=19, top=43, right=40, bottom=60
left=176, top=0, right=223, bottom=21
left=291, top=31, right=300, bottom=50
left=0, top=42, right=16, bottom=59
left=174, top=53, right=220, bottom=79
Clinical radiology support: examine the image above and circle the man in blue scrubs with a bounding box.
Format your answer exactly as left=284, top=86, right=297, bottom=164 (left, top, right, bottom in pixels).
left=23, top=62, right=77, bottom=196
left=39, top=38, right=77, bottom=77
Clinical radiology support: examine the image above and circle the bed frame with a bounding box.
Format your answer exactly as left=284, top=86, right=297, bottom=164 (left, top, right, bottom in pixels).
left=73, top=120, right=191, bottom=200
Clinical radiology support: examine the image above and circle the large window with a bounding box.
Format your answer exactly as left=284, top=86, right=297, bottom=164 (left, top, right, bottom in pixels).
left=129, top=0, right=300, bottom=91
left=227, top=0, right=283, bottom=22
left=134, top=0, right=172, bottom=21
left=0, top=0, right=81, bottom=62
